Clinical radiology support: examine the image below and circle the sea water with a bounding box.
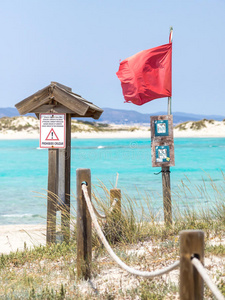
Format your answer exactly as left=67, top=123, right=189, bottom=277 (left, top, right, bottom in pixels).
left=0, top=137, right=225, bottom=225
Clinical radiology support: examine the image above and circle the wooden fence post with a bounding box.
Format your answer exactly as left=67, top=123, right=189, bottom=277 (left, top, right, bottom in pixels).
left=47, top=149, right=58, bottom=244
left=76, top=168, right=92, bottom=280
left=162, top=166, right=172, bottom=225
left=180, top=230, right=204, bottom=300
left=110, top=188, right=121, bottom=216
left=61, top=114, right=71, bottom=243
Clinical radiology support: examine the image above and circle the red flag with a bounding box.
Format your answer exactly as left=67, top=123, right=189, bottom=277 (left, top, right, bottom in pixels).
left=116, top=42, right=172, bottom=106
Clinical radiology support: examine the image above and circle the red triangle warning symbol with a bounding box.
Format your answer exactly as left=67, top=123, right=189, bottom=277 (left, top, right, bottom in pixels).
left=45, top=128, right=59, bottom=141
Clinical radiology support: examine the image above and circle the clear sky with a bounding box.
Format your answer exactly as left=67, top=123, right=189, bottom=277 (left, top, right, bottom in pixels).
left=0, top=0, right=225, bottom=116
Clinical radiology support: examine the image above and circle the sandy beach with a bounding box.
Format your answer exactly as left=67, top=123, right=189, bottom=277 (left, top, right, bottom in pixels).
left=0, top=117, right=225, bottom=139
left=0, top=224, right=46, bottom=255
left=0, top=130, right=152, bottom=140
left=1, top=124, right=225, bottom=140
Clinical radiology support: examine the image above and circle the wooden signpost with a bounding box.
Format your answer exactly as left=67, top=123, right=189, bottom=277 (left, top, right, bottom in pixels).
left=151, top=115, right=175, bottom=225
left=15, top=82, right=103, bottom=243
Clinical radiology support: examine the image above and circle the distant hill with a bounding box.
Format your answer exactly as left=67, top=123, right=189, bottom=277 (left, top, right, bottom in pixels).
left=0, top=107, right=224, bottom=124
left=0, top=108, right=33, bottom=118
left=98, top=108, right=225, bottom=124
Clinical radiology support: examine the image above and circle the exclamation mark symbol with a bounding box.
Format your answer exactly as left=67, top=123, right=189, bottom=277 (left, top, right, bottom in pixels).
left=51, top=131, right=53, bottom=139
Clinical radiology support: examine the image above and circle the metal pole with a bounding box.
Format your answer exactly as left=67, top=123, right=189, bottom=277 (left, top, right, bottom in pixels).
left=168, top=26, right=173, bottom=115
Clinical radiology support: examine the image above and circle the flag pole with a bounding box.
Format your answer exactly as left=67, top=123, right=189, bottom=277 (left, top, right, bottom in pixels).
left=168, top=26, right=173, bottom=116
left=162, top=27, right=173, bottom=226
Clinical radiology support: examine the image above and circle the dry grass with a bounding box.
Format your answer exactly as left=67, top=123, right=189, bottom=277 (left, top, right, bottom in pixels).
left=1, top=178, right=225, bottom=299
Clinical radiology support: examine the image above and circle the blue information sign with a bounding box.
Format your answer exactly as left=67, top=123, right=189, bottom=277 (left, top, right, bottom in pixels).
left=154, top=120, right=169, bottom=137
left=155, top=145, right=170, bottom=163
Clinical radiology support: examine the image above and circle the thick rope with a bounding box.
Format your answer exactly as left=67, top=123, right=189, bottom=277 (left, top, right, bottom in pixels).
left=191, top=257, right=225, bottom=300
left=92, top=198, right=118, bottom=219
left=82, top=184, right=179, bottom=277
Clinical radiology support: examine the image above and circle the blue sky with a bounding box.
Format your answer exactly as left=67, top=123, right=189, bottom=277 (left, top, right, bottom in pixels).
left=0, top=0, right=225, bottom=116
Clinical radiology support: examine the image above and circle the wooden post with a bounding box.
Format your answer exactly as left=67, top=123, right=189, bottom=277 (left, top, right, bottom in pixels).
left=61, top=114, right=71, bottom=242
left=180, top=230, right=204, bottom=300
left=47, top=149, right=58, bottom=244
left=162, top=166, right=172, bottom=225
left=76, top=168, right=92, bottom=280
left=58, top=149, right=65, bottom=205
left=110, top=188, right=121, bottom=216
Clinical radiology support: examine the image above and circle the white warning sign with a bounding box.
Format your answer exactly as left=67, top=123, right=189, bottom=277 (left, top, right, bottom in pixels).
left=40, top=114, right=66, bottom=149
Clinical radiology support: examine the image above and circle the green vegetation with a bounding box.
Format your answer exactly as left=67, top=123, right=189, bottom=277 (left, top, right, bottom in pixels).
left=71, top=121, right=110, bottom=133
left=0, top=117, right=39, bottom=132
left=1, top=177, right=225, bottom=299
left=190, top=119, right=207, bottom=130
left=0, top=116, right=141, bottom=134
left=175, top=118, right=218, bottom=131
left=174, top=121, right=188, bottom=131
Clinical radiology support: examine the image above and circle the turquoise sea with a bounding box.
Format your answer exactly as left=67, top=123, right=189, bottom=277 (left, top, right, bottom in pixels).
left=0, top=137, right=225, bottom=225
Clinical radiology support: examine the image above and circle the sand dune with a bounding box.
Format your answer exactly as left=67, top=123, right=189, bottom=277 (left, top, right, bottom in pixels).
left=0, top=116, right=225, bottom=139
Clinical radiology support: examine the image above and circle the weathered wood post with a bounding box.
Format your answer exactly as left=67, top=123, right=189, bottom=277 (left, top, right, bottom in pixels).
left=76, top=168, right=92, bottom=280
left=46, top=149, right=58, bottom=243
left=180, top=230, right=204, bottom=300
left=61, top=114, right=71, bottom=243
left=162, top=166, right=172, bottom=225
left=110, top=188, right=121, bottom=216
left=151, top=115, right=174, bottom=226
left=15, top=82, right=103, bottom=245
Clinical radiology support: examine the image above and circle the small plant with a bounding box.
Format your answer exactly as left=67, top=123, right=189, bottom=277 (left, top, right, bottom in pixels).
left=190, top=120, right=207, bottom=130
left=206, top=244, right=225, bottom=256
left=175, top=122, right=188, bottom=131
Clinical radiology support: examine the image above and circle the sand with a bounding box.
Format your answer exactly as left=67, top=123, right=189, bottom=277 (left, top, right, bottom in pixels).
left=1, top=127, right=225, bottom=140
left=0, top=224, right=46, bottom=254
left=1, top=120, right=225, bottom=139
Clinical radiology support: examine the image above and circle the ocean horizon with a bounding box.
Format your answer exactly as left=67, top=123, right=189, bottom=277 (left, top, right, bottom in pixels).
left=0, top=137, right=225, bottom=225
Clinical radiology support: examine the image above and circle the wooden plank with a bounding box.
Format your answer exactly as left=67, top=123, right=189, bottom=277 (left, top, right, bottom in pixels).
left=110, top=188, right=121, bottom=217
left=15, top=85, right=51, bottom=115
left=53, top=86, right=89, bottom=116
left=51, top=82, right=72, bottom=92
left=76, top=168, right=92, bottom=280
left=46, top=149, right=58, bottom=244
left=150, top=115, right=173, bottom=141
left=71, top=109, right=103, bottom=119
left=151, top=141, right=175, bottom=167
left=61, top=114, right=71, bottom=243
left=31, top=104, right=75, bottom=114
left=180, top=230, right=204, bottom=300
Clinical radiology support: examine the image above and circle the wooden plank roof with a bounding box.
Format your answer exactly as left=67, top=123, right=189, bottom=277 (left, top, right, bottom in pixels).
left=15, top=82, right=103, bottom=120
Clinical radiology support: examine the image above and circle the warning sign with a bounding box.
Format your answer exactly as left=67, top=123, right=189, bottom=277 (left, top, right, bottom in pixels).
left=46, top=128, right=59, bottom=141
left=40, top=114, right=66, bottom=148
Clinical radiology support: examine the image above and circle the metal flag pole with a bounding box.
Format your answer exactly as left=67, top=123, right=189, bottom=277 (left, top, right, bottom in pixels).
left=168, top=26, right=173, bottom=116
left=162, top=27, right=173, bottom=226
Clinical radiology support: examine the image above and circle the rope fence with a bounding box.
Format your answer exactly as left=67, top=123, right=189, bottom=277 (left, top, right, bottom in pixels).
left=191, top=257, right=225, bottom=300
left=82, top=183, right=180, bottom=277
left=76, top=168, right=225, bottom=300
left=91, top=196, right=118, bottom=219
